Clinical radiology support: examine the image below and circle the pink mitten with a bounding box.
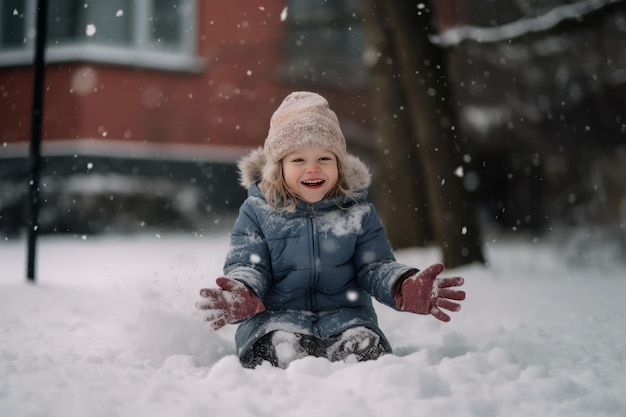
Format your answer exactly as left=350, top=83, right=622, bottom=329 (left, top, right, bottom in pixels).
left=196, top=277, right=265, bottom=331
left=393, top=263, right=465, bottom=322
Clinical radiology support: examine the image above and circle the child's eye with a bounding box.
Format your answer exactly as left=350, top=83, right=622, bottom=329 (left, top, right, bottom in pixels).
left=319, top=156, right=333, bottom=161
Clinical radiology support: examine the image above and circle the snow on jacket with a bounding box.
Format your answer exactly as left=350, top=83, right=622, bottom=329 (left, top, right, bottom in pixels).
left=224, top=148, right=416, bottom=359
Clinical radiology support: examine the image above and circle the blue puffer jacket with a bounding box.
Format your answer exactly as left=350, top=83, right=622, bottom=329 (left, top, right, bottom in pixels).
left=224, top=149, right=416, bottom=359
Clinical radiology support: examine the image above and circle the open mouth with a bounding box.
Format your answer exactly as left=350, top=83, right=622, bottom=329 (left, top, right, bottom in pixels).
left=301, top=179, right=325, bottom=188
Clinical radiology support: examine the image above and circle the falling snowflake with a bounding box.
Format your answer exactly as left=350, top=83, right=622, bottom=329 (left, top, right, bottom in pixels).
left=85, top=24, right=97, bottom=37
left=346, top=291, right=359, bottom=302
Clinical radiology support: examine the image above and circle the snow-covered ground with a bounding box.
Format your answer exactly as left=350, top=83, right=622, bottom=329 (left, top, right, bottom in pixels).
left=1, top=231, right=625, bottom=417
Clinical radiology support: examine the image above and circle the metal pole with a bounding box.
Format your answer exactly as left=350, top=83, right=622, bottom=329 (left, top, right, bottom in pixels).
left=27, top=0, right=49, bottom=282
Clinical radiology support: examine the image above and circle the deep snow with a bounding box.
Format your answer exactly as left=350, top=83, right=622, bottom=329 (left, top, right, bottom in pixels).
left=1, top=231, right=625, bottom=417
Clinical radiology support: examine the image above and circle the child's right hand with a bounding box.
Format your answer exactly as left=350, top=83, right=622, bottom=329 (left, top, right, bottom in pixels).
left=196, top=277, right=266, bottom=331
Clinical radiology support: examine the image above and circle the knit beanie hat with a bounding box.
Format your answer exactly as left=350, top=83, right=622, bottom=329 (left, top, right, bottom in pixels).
left=264, top=91, right=347, bottom=164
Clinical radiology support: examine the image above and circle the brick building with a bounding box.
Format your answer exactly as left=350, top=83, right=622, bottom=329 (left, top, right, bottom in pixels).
left=0, top=0, right=371, bottom=234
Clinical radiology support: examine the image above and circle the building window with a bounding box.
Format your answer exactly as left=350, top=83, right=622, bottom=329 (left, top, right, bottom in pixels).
left=0, top=0, right=200, bottom=71
left=285, top=0, right=367, bottom=88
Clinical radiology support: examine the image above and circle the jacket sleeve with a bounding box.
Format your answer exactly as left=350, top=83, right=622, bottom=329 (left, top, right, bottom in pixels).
left=353, top=204, right=417, bottom=308
left=223, top=198, right=272, bottom=298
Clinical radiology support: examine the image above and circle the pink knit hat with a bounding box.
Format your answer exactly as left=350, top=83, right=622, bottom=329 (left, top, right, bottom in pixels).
left=264, top=91, right=347, bottom=164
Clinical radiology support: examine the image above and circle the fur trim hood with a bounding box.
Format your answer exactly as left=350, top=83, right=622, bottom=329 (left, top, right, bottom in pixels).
left=237, top=147, right=371, bottom=192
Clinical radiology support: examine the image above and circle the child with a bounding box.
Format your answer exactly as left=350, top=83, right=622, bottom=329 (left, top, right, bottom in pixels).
left=196, top=91, right=465, bottom=368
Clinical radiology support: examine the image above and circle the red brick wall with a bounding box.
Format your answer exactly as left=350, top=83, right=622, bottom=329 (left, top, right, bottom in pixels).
left=0, top=1, right=292, bottom=150
left=0, top=1, right=373, bottom=157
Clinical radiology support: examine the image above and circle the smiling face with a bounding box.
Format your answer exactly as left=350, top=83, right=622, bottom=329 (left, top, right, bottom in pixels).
left=281, top=146, right=339, bottom=204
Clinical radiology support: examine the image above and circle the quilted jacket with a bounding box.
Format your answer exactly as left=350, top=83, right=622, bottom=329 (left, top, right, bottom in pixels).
left=224, top=148, right=416, bottom=359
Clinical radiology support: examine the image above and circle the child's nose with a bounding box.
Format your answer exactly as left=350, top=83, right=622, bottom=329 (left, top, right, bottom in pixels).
left=306, top=163, right=320, bottom=173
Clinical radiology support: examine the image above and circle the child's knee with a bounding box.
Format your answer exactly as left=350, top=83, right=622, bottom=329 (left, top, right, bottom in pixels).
left=240, top=330, right=316, bottom=369
left=324, top=326, right=391, bottom=362
left=240, top=326, right=391, bottom=368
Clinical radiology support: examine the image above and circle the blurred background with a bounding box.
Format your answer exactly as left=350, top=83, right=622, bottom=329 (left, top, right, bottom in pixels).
left=1, top=0, right=625, bottom=267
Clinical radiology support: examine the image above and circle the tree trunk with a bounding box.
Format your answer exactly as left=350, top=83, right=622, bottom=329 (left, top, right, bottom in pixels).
left=362, top=0, right=432, bottom=249
left=374, top=0, right=486, bottom=267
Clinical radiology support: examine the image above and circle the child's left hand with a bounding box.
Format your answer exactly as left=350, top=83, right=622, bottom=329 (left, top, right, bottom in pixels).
left=196, top=277, right=266, bottom=331
left=393, top=263, right=465, bottom=322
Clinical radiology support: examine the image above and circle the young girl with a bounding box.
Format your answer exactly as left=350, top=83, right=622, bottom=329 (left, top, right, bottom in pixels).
left=196, top=91, right=465, bottom=368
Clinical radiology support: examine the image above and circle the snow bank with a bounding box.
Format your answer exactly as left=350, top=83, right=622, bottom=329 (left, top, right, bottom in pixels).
left=1, top=233, right=625, bottom=417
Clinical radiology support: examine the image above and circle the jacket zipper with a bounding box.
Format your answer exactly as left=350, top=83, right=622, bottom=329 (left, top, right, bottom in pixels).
left=308, top=204, right=319, bottom=313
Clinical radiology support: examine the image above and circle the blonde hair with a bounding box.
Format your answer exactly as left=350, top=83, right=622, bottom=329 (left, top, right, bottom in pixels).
left=260, top=159, right=357, bottom=212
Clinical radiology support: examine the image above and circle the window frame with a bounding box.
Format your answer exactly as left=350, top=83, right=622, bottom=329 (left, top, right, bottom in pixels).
left=284, top=0, right=367, bottom=88
left=0, top=0, right=202, bottom=72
